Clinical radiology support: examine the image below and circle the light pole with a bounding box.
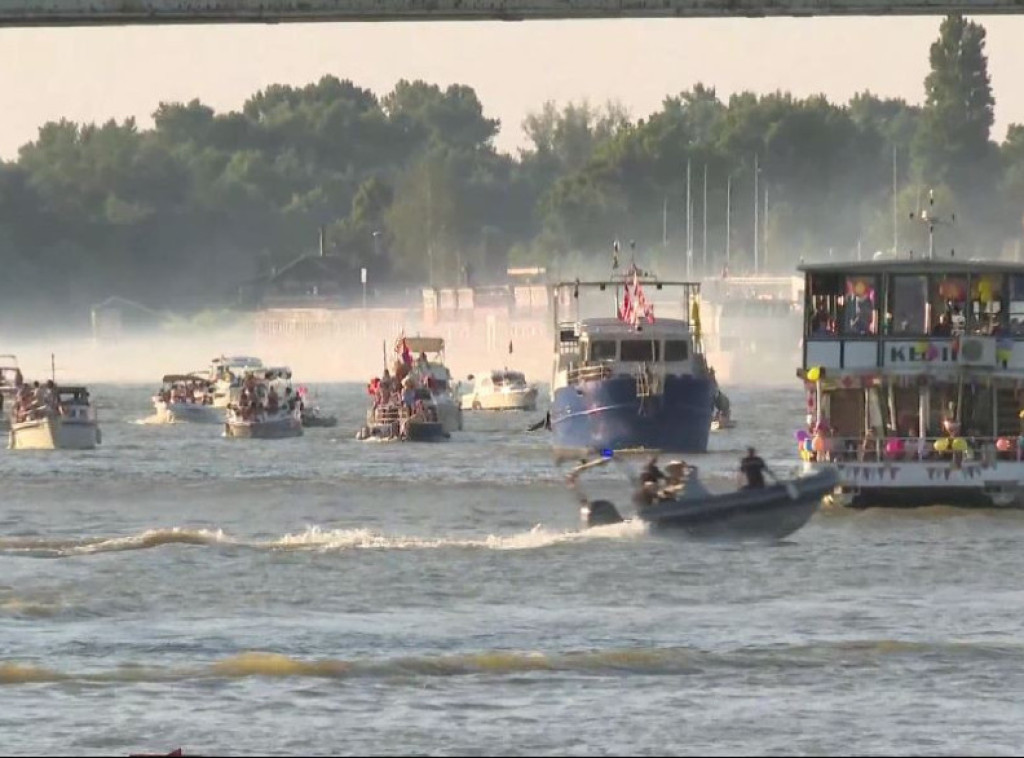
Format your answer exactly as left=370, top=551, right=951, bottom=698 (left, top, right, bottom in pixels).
left=368, top=230, right=382, bottom=308
left=753, top=153, right=760, bottom=275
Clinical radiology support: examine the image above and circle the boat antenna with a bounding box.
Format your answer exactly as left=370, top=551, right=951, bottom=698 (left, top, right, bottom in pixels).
left=909, top=189, right=954, bottom=260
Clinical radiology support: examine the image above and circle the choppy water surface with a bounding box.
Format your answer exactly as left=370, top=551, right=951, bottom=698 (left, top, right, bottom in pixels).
left=3, top=384, right=1024, bottom=756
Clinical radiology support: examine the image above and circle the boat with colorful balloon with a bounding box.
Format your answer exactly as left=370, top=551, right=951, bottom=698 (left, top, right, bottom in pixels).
left=549, top=262, right=715, bottom=454
left=797, top=250, right=1024, bottom=508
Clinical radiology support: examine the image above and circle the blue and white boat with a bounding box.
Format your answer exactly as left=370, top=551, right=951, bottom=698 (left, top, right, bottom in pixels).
left=549, top=266, right=716, bottom=454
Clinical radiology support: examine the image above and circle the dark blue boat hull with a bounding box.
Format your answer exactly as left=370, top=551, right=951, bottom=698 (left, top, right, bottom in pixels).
left=551, top=374, right=715, bottom=453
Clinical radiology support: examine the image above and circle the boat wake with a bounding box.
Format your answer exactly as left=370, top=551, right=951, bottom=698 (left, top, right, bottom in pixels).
left=0, top=521, right=647, bottom=558
left=2, top=638, right=1019, bottom=686
left=133, top=415, right=170, bottom=425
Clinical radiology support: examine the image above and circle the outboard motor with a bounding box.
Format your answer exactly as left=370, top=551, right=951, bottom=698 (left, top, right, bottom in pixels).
left=582, top=499, right=624, bottom=528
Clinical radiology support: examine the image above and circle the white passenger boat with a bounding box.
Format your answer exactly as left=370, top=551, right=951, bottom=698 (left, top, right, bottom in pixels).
left=152, top=374, right=222, bottom=424
left=798, top=241, right=1024, bottom=508
left=224, top=407, right=303, bottom=439
left=223, top=372, right=303, bottom=439
left=9, top=386, right=101, bottom=450
left=208, top=355, right=266, bottom=408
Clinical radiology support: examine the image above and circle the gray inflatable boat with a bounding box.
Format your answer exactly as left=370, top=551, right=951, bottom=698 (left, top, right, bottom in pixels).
left=566, top=453, right=837, bottom=541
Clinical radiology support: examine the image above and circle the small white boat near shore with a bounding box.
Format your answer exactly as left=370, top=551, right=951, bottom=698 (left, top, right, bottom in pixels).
left=9, top=386, right=101, bottom=450
left=460, top=370, right=538, bottom=411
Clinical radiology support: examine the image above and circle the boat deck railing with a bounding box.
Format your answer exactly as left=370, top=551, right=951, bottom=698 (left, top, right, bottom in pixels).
left=804, top=435, right=1023, bottom=464
left=372, top=405, right=408, bottom=424
left=566, top=364, right=614, bottom=385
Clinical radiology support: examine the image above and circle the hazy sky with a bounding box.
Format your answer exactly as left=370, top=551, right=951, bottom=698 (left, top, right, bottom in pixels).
left=1, top=16, right=1023, bottom=159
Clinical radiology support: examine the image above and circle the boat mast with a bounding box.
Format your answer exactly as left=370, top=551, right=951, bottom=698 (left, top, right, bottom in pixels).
left=910, top=189, right=954, bottom=260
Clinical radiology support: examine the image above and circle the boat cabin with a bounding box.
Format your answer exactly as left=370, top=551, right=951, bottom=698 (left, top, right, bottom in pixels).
left=398, top=336, right=454, bottom=391
left=0, top=355, right=23, bottom=399
left=472, top=370, right=530, bottom=390
left=159, top=374, right=214, bottom=404
left=55, top=386, right=94, bottom=421
left=551, top=274, right=706, bottom=392
left=211, top=356, right=265, bottom=383
left=800, top=259, right=1024, bottom=461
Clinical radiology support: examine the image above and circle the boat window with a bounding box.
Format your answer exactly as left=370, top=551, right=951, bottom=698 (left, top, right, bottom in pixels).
left=887, top=275, right=928, bottom=335
left=588, top=340, right=617, bottom=362
left=806, top=272, right=843, bottom=337
left=1010, top=275, right=1024, bottom=336
left=841, top=276, right=878, bottom=336
left=620, top=340, right=659, bottom=362
left=664, top=340, right=689, bottom=361
left=930, top=275, right=967, bottom=336
left=970, top=273, right=1005, bottom=335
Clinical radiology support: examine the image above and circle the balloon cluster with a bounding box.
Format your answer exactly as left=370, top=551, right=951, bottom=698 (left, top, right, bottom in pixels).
left=933, top=437, right=969, bottom=453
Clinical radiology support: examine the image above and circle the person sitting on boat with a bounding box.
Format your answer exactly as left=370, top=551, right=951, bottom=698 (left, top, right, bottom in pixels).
left=740, top=447, right=768, bottom=489
left=661, top=460, right=691, bottom=497
left=637, top=456, right=668, bottom=505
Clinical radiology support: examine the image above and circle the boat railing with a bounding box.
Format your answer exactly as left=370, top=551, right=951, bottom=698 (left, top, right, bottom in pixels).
left=372, top=405, right=408, bottom=424
left=803, top=435, right=1021, bottom=463
left=567, top=364, right=614, bottom=385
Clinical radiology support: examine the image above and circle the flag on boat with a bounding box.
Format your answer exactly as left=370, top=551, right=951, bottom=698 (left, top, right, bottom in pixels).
left=397, top=336, right=413, bottom=367
left=618, top=281, right=633, bottom=324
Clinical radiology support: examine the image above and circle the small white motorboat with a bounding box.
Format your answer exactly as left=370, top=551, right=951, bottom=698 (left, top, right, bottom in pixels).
left=460, top=369, right=539, bottom=411
left=152, top=374, right=222, bottom=424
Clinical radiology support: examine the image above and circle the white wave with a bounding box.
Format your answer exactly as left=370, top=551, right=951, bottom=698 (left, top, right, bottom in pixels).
left=0, top=520, right=646, bottom=559
left=270, top=521, right=646, bottom=552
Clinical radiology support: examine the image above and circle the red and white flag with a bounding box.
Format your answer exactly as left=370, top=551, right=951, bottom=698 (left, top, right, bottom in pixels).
left=618, top=282, right=633, bottom=323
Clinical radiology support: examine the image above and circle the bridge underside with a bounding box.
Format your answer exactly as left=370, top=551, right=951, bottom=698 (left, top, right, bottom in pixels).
left=1, top=0, right=1022, bottom=27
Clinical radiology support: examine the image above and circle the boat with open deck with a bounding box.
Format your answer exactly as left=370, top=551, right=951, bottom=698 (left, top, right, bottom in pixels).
left=9, top=385, right=101, bottom=450
left=152, top=374, right=221, bottom=424
left=798, top=249, right=1024, bottom=508
left=549, top=263, right=715, bottom=454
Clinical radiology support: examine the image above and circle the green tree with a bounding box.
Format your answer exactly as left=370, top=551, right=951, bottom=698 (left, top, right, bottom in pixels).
left=913, top=14, right=996, bottom=193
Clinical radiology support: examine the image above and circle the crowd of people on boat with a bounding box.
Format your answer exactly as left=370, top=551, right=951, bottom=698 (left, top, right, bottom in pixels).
left=809, top=297, right=1013, bottom=339
left=7, top=380, right=87, bottom=423
left=230, top=373, right=301, bottom=422
left=362, top=356, right=441, bottom=440
left=157, top=380, right=213, bottom=407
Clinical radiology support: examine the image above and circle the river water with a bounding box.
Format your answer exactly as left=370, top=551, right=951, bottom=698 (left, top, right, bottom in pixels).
left=2, top=384, right=1023, bottom=756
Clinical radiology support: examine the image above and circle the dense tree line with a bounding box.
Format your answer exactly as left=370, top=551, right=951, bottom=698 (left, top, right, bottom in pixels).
left=0, top=14, right=1022, bottom=324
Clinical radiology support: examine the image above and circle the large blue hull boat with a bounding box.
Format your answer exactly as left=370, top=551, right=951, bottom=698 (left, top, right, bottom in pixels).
left=551, top=373, right=714, bottom=453
left=549, top=264, right=716, bottom=455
